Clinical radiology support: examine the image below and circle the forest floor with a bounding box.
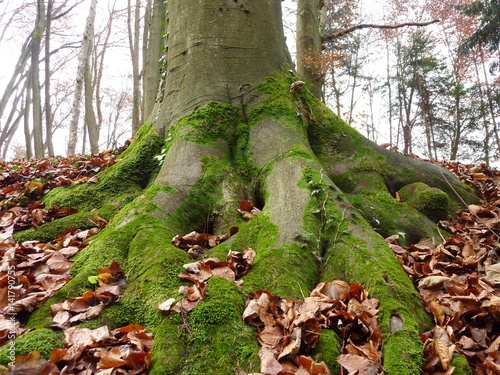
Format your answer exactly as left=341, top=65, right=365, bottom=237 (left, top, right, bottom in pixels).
left=0, top=146, right=498, bottom=375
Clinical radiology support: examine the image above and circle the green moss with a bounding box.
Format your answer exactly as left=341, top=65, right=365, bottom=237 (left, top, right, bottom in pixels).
left=450, top=354, right=473, bottom=375
left=349, top=191, right=445, bottom=245
left=0, top=329, right=64, bottom=365
left=306, top=97, right=369, bottom=162
left=311, top=329, right=341, bottom=373
left=383, top=329, right=424, bottom=375
left=321, top=216, right=431, bottom=375
left=179, top=102, right=242, bottom=145
left=179, top=277, right=259, bottom=374
left=13, top=204, right=118, bottom=243
left=25, top=207, right=190, bottom=374
left=172, top=155, right=229, bottom=231
left=398, top=182, right=450, bottom=221
left=337, top=171, right=446, bottom=245
left=330, top=171, right=356, bottom=193
left=250, top=73, right=300, bottom=125
left=244, top=242, right=318, bottom=299
left=42, top=124, right=163, bottom=212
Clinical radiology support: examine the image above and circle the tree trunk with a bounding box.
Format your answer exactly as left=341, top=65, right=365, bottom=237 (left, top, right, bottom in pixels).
left=94, top=3, right=115, bottom=140
left=84, top=50, right=99, bottom=154
left=479, top=48, right=500, bottom=157
left=128, top=0, right=142, bottom=135
left=45, top=0, right=54, bottom=156
left=296, top=0, right=324, bottom=99
left=142, top=0, right=165, bottom=122
left=67, top=0, right=97, bottom=156
left=31, top=0, right=46, bottom=158
left=18, top=2, right=478, bottom=375
left=24, top=70, right=33, bottom=159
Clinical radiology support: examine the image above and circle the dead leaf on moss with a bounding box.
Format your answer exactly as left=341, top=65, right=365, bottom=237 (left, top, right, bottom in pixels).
left=243, top=282, right=382, bottom=375
left=51, top=262, right=124, bottom=328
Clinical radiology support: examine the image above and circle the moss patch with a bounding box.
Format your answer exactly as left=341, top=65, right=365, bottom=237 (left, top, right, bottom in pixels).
left=0, top=329, right=64, bottom=365
left=179, top=277, right=260, bottom=374
left=450, top=354, right=473, bottom=375
left=321, top=215, right=431, bottom=375
left=311, top=329, right=341, bottom=373
left=398, top=182, right=450, bottom=221
left=179, top=102, right=242, bottom=145
left=42, top=123, right=163, bottom=212
left=383, top=329, right=424, bottom=375
left=13, top=203, right=118, bottom=243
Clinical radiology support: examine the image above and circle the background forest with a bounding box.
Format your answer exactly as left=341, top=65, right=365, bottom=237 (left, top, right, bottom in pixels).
left=0, top=0, right=499, bottom=165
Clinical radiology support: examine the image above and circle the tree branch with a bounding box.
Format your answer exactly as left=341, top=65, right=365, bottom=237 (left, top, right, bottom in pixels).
left=322, top=19, right=440, bottom=42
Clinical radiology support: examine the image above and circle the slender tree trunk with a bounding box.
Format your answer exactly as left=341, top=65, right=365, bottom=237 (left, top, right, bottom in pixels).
left=94, top=3, right=115, bottom=138
left=128, top=0, right=142, bottom=135
left=24, top=70, right=33, bottom=159
left=347, top=46, right=360, bottom=125
left=142, top=0, right=165, bottom=121
left=31, top=0, right=46, bottom=158
left=296, top=0, right=324, bottom=99
left=330, top=65, right=342, bottom=117
left=0, top=81, right=27, bottom=154
left=45, top=0, right=54, bottom=156
left=480, top=48, right=500, bottom=157
left=385, top=38, right=394, bottom=146
left=0, top=33, right=32, bottom=122
left=85, top=51, right=99, bottom=154
left=474, top=58, right=491, bottom=165
left=449, top=85, right=462, bottom=160
left=67, top=0, right=97, bottom=156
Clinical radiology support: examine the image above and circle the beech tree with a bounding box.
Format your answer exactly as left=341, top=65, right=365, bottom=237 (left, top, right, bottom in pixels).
left=67, top=0, right=97, bottom=156
left=10, top=2, right=478, bottom=374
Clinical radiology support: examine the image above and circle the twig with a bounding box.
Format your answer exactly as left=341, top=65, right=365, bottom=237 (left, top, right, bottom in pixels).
left=323, top=19, right=440, bottom=42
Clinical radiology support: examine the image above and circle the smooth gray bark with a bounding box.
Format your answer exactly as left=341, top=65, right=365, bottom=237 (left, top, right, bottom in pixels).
left=127, top=0, right=141, bottom=135
left=31, top=0, right=46, bottom=158
left=45, top=0, right=54, bottom=156
left=156, top=0, right=292, bottom=129
left=142, top=0, right=165, bottom=122
left=67, top=0, right=97, bottom=156
left=296, top=0, right=324, bottom=99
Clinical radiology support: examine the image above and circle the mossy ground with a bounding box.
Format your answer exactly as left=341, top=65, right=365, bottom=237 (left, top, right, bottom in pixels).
left=0, top=329, right=63, bottom=363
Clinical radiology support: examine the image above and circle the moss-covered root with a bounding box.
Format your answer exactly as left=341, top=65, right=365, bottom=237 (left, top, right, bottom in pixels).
left=42, top=123, right=164, bottom=212
left=322, top=217, right=431, bottom=375
left=0, top=329, right=64, bottom=364
left=450, top=354, right=473, bottom=375
left=175, top=277, right=260, bottom=375
left=346, top=171, right=446, bottom=245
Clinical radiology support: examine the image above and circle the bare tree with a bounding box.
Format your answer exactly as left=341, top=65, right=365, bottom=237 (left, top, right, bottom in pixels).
left=127, top=0, right=142, bottom=135
left=45, top=0, right=55, bottom=156
left=67, top=0, right=97, bottom=156
left=31, top=0, right=46, bottom=158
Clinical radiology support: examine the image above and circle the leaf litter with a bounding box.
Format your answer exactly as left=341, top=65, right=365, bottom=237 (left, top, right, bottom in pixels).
left=387, top=161, right=500, bottom=375
left=0, top=147, right=154, bottom=374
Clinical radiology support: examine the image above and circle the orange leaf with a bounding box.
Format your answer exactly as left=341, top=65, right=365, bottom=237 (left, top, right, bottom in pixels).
left=98, top=272, right=112, bottom=285
left=97, top=347, right=127, bottom=369
left=49, top=348, right=67, bottom=363
left=240, top=200, right=254, bottom=211
left=114, top=324, right=145, bottom=333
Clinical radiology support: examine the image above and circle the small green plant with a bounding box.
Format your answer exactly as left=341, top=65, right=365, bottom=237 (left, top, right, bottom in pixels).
left=307, top=169, right=333, bottom=261
left=153, top=135, right=171, bottom=165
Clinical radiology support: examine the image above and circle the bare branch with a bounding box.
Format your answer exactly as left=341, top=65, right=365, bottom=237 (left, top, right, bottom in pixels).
left=322, top=19, right=440, bottom=42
